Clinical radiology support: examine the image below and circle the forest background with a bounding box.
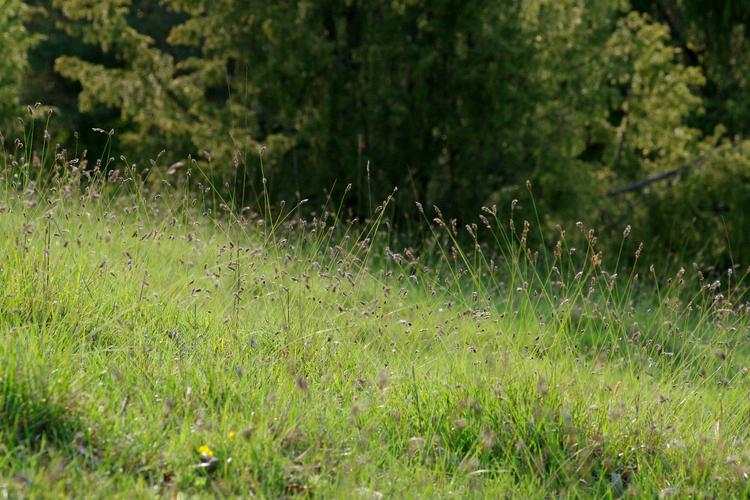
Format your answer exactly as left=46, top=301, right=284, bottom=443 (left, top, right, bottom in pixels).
left=3, top=0, right=750, bottom=267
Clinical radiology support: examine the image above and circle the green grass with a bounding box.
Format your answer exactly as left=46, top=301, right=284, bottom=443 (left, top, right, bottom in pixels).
left=1, top=170, right=750, bottom=498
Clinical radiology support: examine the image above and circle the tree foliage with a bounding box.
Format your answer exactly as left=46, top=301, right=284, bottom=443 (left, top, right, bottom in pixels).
left=9, top=0, right=750, bottom=264
left=0, top=0, right=37, bottom=131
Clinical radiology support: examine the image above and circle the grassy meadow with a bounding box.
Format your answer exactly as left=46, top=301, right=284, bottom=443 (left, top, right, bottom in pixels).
left=1, top=156, right=750, bottom=498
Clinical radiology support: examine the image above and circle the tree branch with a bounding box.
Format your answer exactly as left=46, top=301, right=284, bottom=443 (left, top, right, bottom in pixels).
left=606, top=156, right=705, bottom=197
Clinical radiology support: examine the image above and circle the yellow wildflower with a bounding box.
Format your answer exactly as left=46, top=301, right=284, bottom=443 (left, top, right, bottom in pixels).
left=227, top=431, right=237, bottom=440
left=198, top=445, right=214, bottom=458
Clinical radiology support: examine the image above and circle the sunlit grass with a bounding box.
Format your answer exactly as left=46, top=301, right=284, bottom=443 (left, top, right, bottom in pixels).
left=1, top=146, right=750, bottom=497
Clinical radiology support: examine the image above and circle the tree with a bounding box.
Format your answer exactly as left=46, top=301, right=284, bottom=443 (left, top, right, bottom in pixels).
left=0, top=0, right=37, bottom=132
left=50, top=0, right=537, bottom=215
left=27, top=0, right=750, bottom=264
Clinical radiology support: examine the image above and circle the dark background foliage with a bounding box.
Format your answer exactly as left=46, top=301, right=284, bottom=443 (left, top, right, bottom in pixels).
left=3, top=0, right=750, bottom=266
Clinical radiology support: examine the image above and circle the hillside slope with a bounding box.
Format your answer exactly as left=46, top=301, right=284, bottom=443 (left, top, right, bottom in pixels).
left=1, top=186, right=749, bottom=497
